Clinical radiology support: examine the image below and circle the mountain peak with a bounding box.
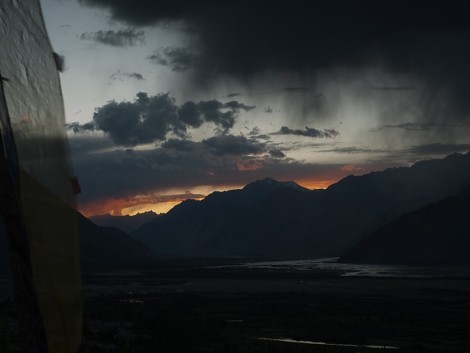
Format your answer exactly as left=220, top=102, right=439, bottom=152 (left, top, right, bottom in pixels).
left=244, top=177, right=309, bottom=192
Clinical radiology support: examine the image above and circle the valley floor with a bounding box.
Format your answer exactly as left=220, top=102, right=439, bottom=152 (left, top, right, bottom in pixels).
left=1, top=258, right=470, bottom=352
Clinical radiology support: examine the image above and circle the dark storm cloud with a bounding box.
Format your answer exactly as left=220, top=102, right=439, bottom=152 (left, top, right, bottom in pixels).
left=178, top=101, right=203, bottom=128
left=79, top=0, right=470, bottom=123
left=248, top=127, right=261, bottom=136
left=128, top=72, right=144, bottom=80
left=197, top=100, right=232, bottom=132
left=87, top=92, right=254, bottom=145
left=177, top=100, right=254, bottom=131
left=198, top=100, right=254, bottom=133
left=268, top=149, right=286, bottom=158
left=66, top=121, right=96, bottom=133
left=76, top=1, right=470, bottom=76
left=277, top=126, right=339, bottom=139
left=148, top=47, right=199, bottom=72
left=256, top=134, right=271, bottom=140
left=79, top=29, right=145, bottom=47
left=248, top=127, right=271, bottom=141
left=110, top=71, right=145, bottom=81
left=202, top=135, right=265, bottom=156
left=93, top=92, right=183, bottom=145
left=223, top=101, right=255, bottom=112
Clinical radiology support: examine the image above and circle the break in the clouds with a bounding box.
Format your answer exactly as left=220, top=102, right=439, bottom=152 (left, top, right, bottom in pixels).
left=79, top=28, right=145, bottom=47
left=148, top=47, right=199, bottom=73
left=73, top=92, right=255, bottom=146
left=276, top=126, right=339, bottom=139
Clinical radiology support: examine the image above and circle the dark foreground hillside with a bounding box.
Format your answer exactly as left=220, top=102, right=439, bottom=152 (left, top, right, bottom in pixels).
left=340, top=194, right=470, bottom=265
left=79, top=214, right=154, bottom=266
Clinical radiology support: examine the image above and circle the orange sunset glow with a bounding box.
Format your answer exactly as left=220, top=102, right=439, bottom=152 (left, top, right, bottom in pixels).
left=80, top=194, right=204, bottom=217
left=79, top=184, right=240, bottom=217
left=79, top=174, right=348, bottom=217
left=296, top=178, right=338, bottom=190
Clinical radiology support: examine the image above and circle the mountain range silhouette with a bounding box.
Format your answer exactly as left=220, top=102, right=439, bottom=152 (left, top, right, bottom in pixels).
left=133, top=152, right=470, bottom=260
left=1, top=152, right=470, bottom=267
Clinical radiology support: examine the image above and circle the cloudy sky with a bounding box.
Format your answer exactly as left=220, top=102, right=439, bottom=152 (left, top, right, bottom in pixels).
left=39, top=0, right=470, bottom=216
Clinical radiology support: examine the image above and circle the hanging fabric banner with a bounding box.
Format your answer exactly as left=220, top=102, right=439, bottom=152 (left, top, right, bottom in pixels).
left=0, top=1, right=82, bottom=352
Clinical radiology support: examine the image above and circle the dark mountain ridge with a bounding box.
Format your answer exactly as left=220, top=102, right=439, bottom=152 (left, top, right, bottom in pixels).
left=133, top=152, right=470, bottom=257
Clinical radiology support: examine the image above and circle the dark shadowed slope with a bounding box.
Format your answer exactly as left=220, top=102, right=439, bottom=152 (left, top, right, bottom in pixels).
left=78, top=214, right=154, bottom=265
left=339, top=192, right=470, bottom=265
left=133, top=153, right=470, bottom=258
left=90, top=211, right=159, bottom=234
left=0, top=213, right=154, bottom=272
left=0, top=222, right=8, bottom=272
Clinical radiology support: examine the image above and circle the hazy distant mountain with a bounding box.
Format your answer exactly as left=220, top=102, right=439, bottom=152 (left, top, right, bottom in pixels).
left=134, top=153, right=470, bottom=258
left=90, top=211, right=159, bottom=233
left=339, top=192, right=470, bottom=265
